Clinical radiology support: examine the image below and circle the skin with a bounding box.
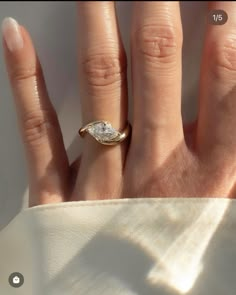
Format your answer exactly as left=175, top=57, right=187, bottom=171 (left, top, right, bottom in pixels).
left=3, top=1, right=236, bottom=206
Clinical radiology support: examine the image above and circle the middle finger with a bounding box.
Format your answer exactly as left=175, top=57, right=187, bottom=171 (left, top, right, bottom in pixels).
left=127, top=2, right=185, bottom=178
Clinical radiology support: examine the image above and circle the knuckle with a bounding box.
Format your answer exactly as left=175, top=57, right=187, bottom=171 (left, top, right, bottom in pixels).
left=208, top=37, right=236, bottom=79
left=81, top=52, right=127, bottom=88
left=9, top=62, right=41, bottom=82
left=134, top=24, right=182, bottom=63
left=22, top=110, right=58, bottom=147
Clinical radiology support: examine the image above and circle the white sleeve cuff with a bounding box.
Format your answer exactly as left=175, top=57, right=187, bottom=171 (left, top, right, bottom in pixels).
left=0, top=197, right=234, bottom=295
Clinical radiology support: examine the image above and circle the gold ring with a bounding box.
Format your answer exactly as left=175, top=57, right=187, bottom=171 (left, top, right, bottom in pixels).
left=79, top=120, right=131, bottom=146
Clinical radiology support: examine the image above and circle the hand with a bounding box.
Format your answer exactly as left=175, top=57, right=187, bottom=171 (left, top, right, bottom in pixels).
left=2, top=2, right=236, bottom=206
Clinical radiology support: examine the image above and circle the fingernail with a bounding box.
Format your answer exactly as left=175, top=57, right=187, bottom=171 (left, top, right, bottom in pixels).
left=1, top=17, right=23, bottom=52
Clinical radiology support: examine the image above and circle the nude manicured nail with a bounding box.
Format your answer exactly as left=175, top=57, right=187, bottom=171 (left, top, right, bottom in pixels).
left=1, top=17, right=23, bottom=52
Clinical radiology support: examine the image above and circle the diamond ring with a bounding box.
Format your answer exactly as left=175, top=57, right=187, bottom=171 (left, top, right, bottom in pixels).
left=79, top=120, right=131, bottom=146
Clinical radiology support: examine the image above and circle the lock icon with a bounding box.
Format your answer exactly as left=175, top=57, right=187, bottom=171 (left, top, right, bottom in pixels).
left=13, top=276, right=20, bottom=284
left=9, top=272, right=24, bottom=288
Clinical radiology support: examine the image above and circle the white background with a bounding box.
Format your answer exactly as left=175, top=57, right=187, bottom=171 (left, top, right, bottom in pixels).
left=0, top=1, right=207, bottom=229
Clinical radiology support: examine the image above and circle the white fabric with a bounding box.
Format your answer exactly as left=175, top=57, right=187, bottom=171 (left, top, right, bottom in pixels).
left=0, top=197, right=236, bottom=294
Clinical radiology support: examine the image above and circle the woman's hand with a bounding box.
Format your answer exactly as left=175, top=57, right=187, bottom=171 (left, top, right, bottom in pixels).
left=2, top=2, right=236, bottom=206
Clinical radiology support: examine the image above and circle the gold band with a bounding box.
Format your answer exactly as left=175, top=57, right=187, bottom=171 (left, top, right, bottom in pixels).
left=79, top=120, right=131, bottom=146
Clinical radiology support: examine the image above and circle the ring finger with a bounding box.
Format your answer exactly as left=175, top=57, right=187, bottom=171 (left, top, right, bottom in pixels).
left=71, top=1, right=128, bottom=201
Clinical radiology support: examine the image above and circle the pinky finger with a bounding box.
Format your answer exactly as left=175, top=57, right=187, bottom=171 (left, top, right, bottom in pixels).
left=1, top=17, right=69, bottom=206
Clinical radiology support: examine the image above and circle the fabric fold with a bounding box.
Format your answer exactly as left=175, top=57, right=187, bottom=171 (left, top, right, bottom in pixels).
left=0, top=197, right=235, bottom=295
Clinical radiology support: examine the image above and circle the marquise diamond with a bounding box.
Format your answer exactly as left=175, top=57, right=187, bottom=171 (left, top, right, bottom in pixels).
left=87, top=122, right=119, bottom=141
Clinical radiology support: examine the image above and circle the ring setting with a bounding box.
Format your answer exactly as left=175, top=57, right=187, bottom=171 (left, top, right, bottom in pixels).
left=79, top=120, right=131, bottom=145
